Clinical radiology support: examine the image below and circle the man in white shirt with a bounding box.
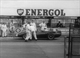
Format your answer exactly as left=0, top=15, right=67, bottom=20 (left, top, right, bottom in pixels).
left=1, top=23, right=8, bottom=37
left=23, top=22, right=32, bottom=41
left=30, top=20, right=37, bottom=41
left=9, top=20, right=15, bottom=33
left=39, top=21, right=47, bottom=31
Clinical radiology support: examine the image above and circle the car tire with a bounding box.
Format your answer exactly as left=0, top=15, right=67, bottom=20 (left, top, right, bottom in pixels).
left=48, top=33, right=55, bottom=40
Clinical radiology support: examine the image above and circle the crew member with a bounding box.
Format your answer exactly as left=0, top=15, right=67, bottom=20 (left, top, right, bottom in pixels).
left=39, top=21, right=47, bottom=31
left=23, top=22, right=32, bottom=41
left=1, top=23, right=8, bottom=37
left=30, top=20, right=37, bottom=41
left=9, top=20, right=15, bottom=33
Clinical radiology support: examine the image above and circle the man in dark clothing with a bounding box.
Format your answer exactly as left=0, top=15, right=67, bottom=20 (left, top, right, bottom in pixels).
left=74, top=19, right=80, bottom=28
left=56, top=21, right=63, bottom=27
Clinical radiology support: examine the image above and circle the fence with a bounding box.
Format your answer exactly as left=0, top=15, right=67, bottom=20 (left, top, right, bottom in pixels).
left=64, top=23, right=80, bottom=58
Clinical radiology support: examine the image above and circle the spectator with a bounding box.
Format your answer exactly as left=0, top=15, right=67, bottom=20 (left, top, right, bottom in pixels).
left=56, top=21, right=63, bottom=27
left=74, top=19, right=80, bottom=28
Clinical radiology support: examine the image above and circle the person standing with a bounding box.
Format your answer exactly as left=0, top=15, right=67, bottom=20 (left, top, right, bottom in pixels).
left=30, top=20, right=37, bottom=41
left=1, top=23, right=8, bottom=37
left=9, top=20, right=15, bottom=33
left=39, top=21, right=47, bottom=31
left=23, top=22, right=32, bottom=42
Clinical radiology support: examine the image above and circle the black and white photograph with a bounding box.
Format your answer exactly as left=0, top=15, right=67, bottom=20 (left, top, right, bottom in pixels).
left=0, top=0, right=80, bottom=58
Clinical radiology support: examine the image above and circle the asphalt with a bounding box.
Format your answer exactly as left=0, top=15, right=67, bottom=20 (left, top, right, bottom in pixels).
left=0, top=37, right=64, bottom=58
left=0, top=29, right=69, bottom=58
left=0, top=41, right=64, bottom=58
left=0, top=28, right=80, bottom=58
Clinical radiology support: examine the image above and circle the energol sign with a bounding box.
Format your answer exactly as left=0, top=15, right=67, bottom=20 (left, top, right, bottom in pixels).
left=17, top=9, right=66, bottom=16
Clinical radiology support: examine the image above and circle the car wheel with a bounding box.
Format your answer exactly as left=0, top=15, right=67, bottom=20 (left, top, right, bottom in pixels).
left=48, top=33, right=55, bottom=40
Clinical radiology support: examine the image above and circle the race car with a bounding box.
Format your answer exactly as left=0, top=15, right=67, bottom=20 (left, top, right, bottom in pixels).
left=17, top=27, right=61, bottom=40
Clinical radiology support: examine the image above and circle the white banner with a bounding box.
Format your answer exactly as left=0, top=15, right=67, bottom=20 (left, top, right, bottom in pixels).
left=0, top=0, right=80, bottom=16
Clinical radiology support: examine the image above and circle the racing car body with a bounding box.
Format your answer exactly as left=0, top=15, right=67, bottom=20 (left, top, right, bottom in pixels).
left=17, top=27, right=61, bottom=40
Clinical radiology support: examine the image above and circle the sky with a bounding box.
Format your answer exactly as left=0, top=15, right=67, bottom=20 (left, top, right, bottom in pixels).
left=0, top=0, right=80, bottom=16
